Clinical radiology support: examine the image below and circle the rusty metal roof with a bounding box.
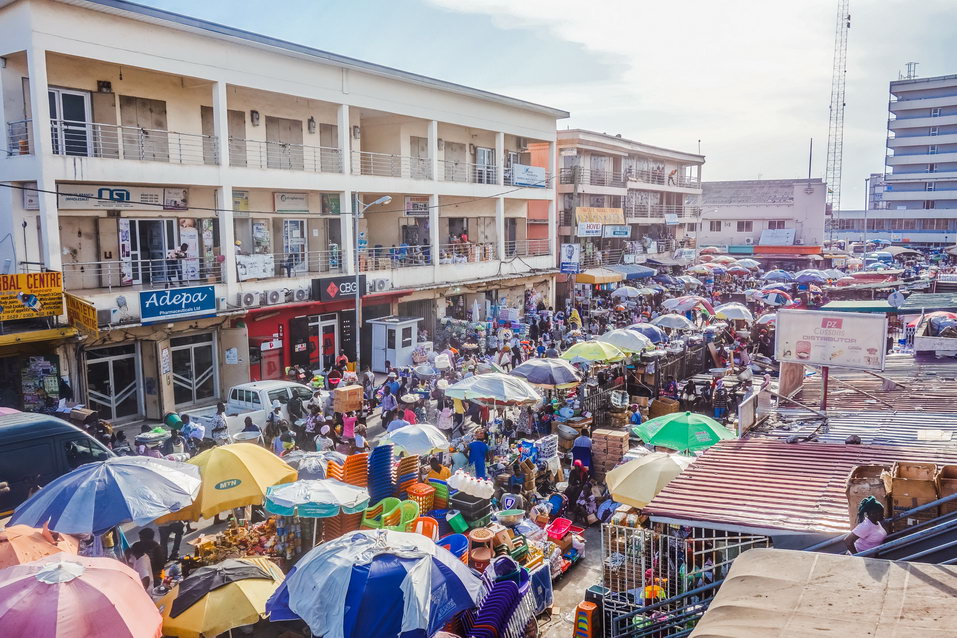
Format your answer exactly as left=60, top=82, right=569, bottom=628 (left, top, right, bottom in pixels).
left=644, top=439, right=957, bottom=535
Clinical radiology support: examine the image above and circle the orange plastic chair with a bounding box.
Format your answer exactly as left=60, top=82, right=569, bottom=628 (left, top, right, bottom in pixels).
left=409, top=516, right=439, bottom=541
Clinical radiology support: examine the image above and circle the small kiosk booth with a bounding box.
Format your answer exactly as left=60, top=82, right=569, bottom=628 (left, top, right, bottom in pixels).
left=368, top=316, right=422, bottom=372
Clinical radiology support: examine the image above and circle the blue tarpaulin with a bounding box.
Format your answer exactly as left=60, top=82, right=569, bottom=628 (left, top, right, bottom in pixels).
left=607, top=264, right=657, bottom=280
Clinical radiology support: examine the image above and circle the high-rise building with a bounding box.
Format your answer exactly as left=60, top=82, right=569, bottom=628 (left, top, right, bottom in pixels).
left=833, top=73, right=957, bottom=247
left=0, top=0, right=566, bottom=421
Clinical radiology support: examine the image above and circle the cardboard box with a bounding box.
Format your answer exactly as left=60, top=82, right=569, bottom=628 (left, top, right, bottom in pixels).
left=845, top=464, right=891, bottom=529
left=891, top=462, right=939, bottom=532
left=938, top=465, right=957, bottom=516
left=333, top=384, right=363, bottom=412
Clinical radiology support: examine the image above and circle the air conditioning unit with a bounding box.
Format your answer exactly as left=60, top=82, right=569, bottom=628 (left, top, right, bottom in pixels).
left=237, top=292, right=259, bottom=308
left=264, top=289, right=283, bottom=305
left=516, top=136, right=528, bottom=149
left=744, top=237, right=754, bottom=245
left=96, top=308, right=112, bottom=326
left=352, top=125, right=361, bottom=140
left=217, top=296, right=227, bottom=311
left=294, top=288, right=309, bottom=301
left=367, top=278, right=389, bottom=293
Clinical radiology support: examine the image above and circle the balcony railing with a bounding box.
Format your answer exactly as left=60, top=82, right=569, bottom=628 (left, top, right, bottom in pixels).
left=625, top=203, right=702, bottom=219
left=559, top=167, right=626, bottom=187
left=359, top=245, right=432, bottom=272
left=352, top=151, right=433, bottom=179
left=561, top=166, right=701, bottom=189
left=61, top=256, right=224, bottom=292
left=49, top=119, right=214, bottom=165
left=238, top=139, right=341, bottom=172
left=438, top=159, right=498, bottom=184
left=503, top=238, right=551, bottom=258
left=237, top=250, right=344, bottom=281
left=5, top=120, right=31, bottom=156
left=437, top=242, right=497, bottom=264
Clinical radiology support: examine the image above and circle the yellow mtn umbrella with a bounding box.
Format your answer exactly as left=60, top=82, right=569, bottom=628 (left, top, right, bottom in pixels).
left=560, top=340, right=625, bottom=363
left=156, top=557, right=283, bottom=638
left=156, top=443, right=296, bottom=522
left=605, top=453, right=693, bottom=508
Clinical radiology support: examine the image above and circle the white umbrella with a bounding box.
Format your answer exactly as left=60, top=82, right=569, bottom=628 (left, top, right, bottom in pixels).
left=715, top=303, right=754, bottom=322
left=735, top=259, right=761, bottom=270
left=611, top=286, right=643, bottom=299
left=756, top=313, right=777, bottom=326
left=677, top=275, right=702, bottom=287
left=381, top=423, right=450, bottom=455
left=265, top=479, right=370, bottom=517
left=597, top=328, right=655, bottom=353
left=651, top=313, right=696, bottom=330
left=445, top=372, right=542, bottom=406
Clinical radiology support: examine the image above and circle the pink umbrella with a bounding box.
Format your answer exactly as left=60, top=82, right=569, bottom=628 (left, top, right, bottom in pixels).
left=0, top=554, right=162, bottom=638
left=698, top=254, right=715, bottom=263
left=727, top=266, right=750, bottom=276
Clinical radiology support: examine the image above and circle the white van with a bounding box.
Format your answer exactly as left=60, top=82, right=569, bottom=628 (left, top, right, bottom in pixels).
left=190, top=380, right=325, bottom=439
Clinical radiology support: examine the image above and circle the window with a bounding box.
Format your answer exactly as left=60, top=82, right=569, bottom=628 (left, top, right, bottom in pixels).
left=926, top=182, right=936, bottom=191
left=736, top=221, right=753, bottom=233
left=63, top=437, right=109, bottom=470
left=402, top=326, right=414, bottom=348
left=928, top=163, right=937, bottom=173
left=293, top=386, right=313, bottom=401
left=930, top=126, right=939, bottom=136
left=931, top=107, right=941, bottom=117
left=709, top=220, right=721, bottom=232
left=924, top=200, right=936, bottom=209
left=902, top=218, right=917, bottom=230
left=267, top=389, right=289, bottom=405
left=768, top=220, right=786, bottom=230
left=589, top=195, right=605, bottom=207
left=928, top=145, right=938, bottom=154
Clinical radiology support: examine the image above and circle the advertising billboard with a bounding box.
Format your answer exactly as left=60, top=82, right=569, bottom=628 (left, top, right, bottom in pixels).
left=0, top=272, right=63, bottom=321
left=560, top=243, right=581, bottom=274
left=775, top=309, right=888, bottom=371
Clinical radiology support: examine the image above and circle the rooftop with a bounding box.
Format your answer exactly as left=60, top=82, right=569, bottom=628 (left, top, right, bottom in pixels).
left=644, top=438, right=957, bottom=535
left=556, top=129, right=705, bottom=163
left=702, top=179, right=823, bottom=206
left=23, top=0, right=569, bottom=118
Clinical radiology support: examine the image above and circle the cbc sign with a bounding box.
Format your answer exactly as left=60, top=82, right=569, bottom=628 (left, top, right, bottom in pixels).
left=312, top=275, right=368, bottom=302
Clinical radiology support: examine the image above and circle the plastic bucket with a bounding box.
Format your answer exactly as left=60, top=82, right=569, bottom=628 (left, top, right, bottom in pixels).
left=439, top=533, right=470, bottom=561
left=446, top=510, right=469, bottom=533
left=164, top=412, right=183, bottom=429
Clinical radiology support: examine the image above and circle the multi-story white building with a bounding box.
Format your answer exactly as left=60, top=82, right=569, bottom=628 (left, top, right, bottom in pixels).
left=697, top=179, right=827, bottom=250
left=834, top=73, right=957, bottom=248
left=0, top=0, right=566, bottom=421
left=555, top=130, right=703, bottom=275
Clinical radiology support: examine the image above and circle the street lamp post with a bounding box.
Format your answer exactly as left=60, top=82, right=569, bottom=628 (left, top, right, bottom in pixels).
left=863, top=176, right=870, bottom=250
left=353, top=194, right=392, bottom=372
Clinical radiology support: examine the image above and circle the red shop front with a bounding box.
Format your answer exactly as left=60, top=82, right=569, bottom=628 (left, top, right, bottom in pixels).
left=244, top=287, right=410, bottom=381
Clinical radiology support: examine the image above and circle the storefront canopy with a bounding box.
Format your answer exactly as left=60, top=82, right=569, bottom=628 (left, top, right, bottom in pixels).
left=575, top=268, right=624, bottom=284
left=607, top=264, right=657, bottom=280
left=0, top=326, right=77, bottom=348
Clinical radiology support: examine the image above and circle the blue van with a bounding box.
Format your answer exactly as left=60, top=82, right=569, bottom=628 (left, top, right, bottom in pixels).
left=0, top=412, right=113, bottom=517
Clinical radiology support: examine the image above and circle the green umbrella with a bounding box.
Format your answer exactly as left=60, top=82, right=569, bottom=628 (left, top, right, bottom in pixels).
left=632, top=411, right=735, bottom=453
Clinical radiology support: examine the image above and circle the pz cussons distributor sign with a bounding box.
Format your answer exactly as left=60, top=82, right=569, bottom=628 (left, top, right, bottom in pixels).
left=775, top=309, right=888, bottom=371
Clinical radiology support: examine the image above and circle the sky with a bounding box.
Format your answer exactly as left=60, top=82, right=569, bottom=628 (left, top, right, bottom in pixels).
left=138, top=0, right=957, bottom=210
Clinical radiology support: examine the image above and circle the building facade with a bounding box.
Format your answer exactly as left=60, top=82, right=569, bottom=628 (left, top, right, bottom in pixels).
left=0, top=0, right=565, bottom=422
left=697, top=179, right=826, bottom=249
left=833, top=73, right=957, bottom=248
left=555, top=130, right=703, bottom=271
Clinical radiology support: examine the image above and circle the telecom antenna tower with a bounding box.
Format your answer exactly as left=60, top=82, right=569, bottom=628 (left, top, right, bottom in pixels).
left=824, top=1, right=850, bottom=219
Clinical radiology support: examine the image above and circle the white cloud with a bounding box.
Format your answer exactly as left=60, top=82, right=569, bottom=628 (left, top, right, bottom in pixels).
left=425, top=0, right=957, bottom=209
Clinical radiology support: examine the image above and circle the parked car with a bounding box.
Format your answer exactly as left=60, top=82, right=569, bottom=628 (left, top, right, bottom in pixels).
left=190, top=380, right=325, bottom=440
left=0, top=411, right=113, bottom=516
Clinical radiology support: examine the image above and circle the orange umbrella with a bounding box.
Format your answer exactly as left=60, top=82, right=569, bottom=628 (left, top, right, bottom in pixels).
left=0, top=524, right=79, bottom=569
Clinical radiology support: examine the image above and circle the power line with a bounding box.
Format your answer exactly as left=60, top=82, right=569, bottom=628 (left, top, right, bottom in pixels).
left=0, top=175, right=555, bottom=218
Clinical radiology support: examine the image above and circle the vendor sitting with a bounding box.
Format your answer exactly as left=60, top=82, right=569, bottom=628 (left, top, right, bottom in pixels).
left=572, top=430, right=593, bottom=469
left=427, top=457, right=451, bottom=482
left=242, top=416, right=261, bottom=433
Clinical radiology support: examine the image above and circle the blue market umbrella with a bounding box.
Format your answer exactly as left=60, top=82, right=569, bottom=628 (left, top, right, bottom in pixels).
left=795, top=270, right=826, bottom=284
left=511, top=358, right=582, bottom=389
left=267, top=530, right=482, bottom=638
left=653, top=274, right=679, bottom=286
left=762, top=269, right=794, bottom=282
left=10, top=456, right=200, bottom=535
left=626, top=323, right=668, bottom=344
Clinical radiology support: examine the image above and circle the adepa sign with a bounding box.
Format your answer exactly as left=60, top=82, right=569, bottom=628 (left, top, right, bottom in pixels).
left=139, top=285, right=216, bottom=324
left=312, top=275, right=368, bottom=302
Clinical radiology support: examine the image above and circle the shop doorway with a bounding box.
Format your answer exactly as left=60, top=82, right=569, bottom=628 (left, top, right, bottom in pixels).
left=312, top=314, right=339, bottom=370
left=171, top=333, right=218, bottom=407
left=48, top=88, right=92, bottom=156
left=282, top=219, right=307, bottom=276
left=86, top=344, right=141, bottom=422
left=129, top=219, right=176, bottom=285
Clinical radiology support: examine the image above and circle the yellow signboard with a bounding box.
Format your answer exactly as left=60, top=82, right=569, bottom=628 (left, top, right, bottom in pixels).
left=575, top=207, right=625, bottom=224
left=65, top=292, right=99, bottom=337
left=0, top=272, right=63, bottom=321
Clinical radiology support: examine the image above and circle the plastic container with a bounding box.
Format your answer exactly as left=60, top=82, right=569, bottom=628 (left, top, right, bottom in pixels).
left=439, top=532, right=470, bottom=563
left=547, top=517, right=572, bottom=541
left=446, top=510, right=469, bottom=533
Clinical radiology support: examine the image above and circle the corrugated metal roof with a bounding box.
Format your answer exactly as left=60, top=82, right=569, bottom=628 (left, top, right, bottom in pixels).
left=795, top=355, right=957, bottom=413
left=644, top=439, right=957, bottom=535
left=752, top=411, right=957, bottom=451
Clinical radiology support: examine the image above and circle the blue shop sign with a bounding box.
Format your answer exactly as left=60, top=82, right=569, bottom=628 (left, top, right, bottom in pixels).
left=140, top=285, right=216, bottom=324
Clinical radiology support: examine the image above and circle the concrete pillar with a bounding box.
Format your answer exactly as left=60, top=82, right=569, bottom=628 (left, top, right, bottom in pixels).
left=341, top=190, right=356, bottom=276
left=212, top=82, right=236, bottom=294
left=429, top=193, right=439, bottom=277
left=547, top=198, right=557, bottom=267
left=547, top=141, right=556, bottom=189
left=26, top=48, right=60, bottom=271
left=0, top=186, right=16, bottom=274
left=495, top=197, right=506, bottom=260
left=427, top=120, right=439, bottom=181
left=337, top=104, right=351, bottom=175
left=212, top=81, right=230, bottom=168
left=495, top=131, right=505, bottom=185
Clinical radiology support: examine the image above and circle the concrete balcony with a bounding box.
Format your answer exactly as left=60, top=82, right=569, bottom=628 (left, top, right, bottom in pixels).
left=60, top=256, right=225, bottom=293
left=886, top=170, right=957, bottom=182
left=233, top=138, right=341, bottom=173
left=889, top=114, right=957, bottom=129
left=890, top=95, right=957, bottom=112
left=887, top=151, right=957, bottom=166
left=888, top=132, right=957, bottom=148
left=364, top=249, right=554, bottom=290
left=624, top=203, right=702, bottom=220
left=882, top=188, right=957, bottom=201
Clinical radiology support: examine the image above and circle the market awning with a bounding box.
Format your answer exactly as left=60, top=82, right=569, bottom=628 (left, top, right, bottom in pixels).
left=818, top=300, right=894, bottom=313
left=645, top=256, right=681, bottom=267
left=0, top=326, right=78, bottom=347
left=575, top=207, right=625, bottom=224
left=575, top=267, right=624, bottom=284
left=607, top=264, right=657, bottom=280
